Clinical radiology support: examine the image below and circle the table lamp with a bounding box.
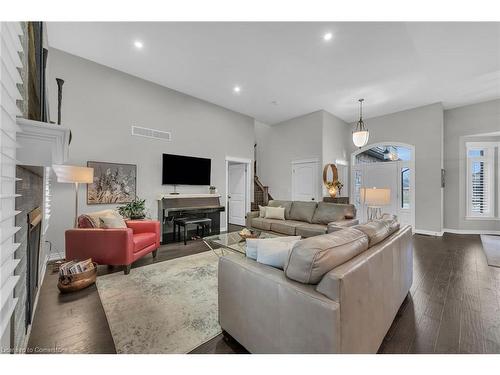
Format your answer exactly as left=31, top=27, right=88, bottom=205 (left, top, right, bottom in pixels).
left=53, top=164, right=94, bottom=228
left=361, top=187, right=390, bottom=221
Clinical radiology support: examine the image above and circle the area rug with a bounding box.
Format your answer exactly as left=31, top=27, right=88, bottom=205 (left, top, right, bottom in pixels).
left=95, top=251, right=221, bottom=353
left=480, top=235, right=500, bottom=268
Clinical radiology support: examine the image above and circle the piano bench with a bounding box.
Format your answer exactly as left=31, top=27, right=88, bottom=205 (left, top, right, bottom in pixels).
left=174, top=217, right=212, bottom=245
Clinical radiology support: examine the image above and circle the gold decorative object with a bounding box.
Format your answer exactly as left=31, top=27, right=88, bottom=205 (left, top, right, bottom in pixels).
left=323, top=164, right=339, bottom=198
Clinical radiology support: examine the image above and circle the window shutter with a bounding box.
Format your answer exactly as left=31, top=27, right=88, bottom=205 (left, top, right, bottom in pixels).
left=0, top=21, right=23, bottom=341
left=470, top=160, right=489, bottom=215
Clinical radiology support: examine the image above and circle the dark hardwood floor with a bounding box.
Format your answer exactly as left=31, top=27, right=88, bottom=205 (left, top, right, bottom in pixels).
left=27, top=231, right=500, bottom=354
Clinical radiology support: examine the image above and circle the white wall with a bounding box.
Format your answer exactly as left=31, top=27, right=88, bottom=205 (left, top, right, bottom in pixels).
left=46, top=49, right=254, bottom=254
left=322, top=111, right=351, bottom=196
left=443, top=99, right=500, bottom=232
left=349, top=103, right=444, bottom=234
left=254, top=111, right=323, bottom=200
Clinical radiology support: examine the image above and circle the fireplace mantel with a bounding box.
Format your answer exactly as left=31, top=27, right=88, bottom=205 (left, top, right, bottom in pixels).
left=16, top=118, right=70, bottom=166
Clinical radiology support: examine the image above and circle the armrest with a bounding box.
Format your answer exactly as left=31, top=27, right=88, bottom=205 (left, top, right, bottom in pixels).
left=218, top=254, right=340, bottom=353
left=245, top=211, right=260, bottom=228
left=315, top=225, right=413, bottom=353
left=126, top=220, right=161, bottom=235
left=65, top=228, right=134, bottom=265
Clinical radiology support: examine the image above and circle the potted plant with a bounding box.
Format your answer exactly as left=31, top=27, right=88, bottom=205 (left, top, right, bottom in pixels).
left=209, top=186, right=217, bottom=194
left=118, top=197, right=146, bottom=219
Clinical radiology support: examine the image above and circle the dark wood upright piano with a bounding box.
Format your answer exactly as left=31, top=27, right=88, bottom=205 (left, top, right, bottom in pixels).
left=157, top=194, right=225, bottom=244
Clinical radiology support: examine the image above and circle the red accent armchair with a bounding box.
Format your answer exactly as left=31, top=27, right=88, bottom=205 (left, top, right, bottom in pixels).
left=65, top=220, right=161, bottom=274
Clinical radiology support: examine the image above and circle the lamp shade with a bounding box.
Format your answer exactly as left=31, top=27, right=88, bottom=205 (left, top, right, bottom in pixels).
left=352, top=130, right=369, bottom=148
left=361, top=187, right=390, bottom=206
left=53, top=164, right=94, bottom=184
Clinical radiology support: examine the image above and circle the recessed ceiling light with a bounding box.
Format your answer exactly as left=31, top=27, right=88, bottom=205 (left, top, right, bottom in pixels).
left=323, top=32, right=333, bottom=41
left=233, top=86, right=241, bottom=94
left=133, top=40, right=144, bottom=49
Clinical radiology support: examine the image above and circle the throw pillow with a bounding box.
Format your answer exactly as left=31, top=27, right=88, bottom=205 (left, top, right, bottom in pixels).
left=99, top=215, right=127, bottom=229
left=258, top=205, right=267, bottom=218
left=264, top=206, right=285, bottom=220
left=246, top=236, right=301, bottom=260
left=77, top=214, right=96, bottom=228
left=257, top=239, right=300, bottom=270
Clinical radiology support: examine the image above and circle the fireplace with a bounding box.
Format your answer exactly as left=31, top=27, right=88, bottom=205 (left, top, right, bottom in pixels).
left=26, top=207, right=42, bottom=329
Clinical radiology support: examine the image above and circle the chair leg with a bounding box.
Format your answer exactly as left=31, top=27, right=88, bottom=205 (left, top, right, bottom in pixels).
left=184, top=225, right=187, bottom=245
left=152, top=250, right=158, bottom=258
left=124, top=264, right=131, bottom=275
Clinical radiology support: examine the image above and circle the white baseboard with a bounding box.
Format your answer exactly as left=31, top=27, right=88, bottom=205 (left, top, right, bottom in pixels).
left=48, top=252, right=65, bottom=261
left=414, top=229, right=444, bottom=236
left=443, top=228, right=500, bottom=235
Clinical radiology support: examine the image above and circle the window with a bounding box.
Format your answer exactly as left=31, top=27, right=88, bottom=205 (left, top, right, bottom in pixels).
left=466, top=143, right=495, bottom=218
left=401, top=167, right=410, bottom=209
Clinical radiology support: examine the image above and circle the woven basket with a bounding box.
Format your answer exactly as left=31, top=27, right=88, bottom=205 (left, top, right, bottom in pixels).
left=57, top=262, right=97, bottom=293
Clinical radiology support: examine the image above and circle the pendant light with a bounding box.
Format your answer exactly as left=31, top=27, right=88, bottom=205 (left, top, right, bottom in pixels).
left=352, top=98, right=369, bottom=148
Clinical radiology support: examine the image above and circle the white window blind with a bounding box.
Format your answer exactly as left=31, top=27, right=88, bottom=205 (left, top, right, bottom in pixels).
left=466, top=143, right=495, bottom=218
left=0, top=21, right=23, bottom=342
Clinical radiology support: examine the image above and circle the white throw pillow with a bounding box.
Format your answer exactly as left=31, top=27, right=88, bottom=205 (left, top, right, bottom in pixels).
left=264, top=206, right=285, bottom=220
left=257, top=239, right=300, bottom=269
left=246, top=236, right=301, bottom=260
left=258, top=205, right=266, bottom=218
left=99, top=215, right=127, bottom=229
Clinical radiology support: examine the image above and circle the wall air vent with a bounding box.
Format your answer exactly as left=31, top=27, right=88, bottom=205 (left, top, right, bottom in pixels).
left=131, top=126, right=172, bottom=141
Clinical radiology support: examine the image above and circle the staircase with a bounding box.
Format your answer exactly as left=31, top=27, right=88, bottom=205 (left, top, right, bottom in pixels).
left=251, top=175, right=273, bottom=210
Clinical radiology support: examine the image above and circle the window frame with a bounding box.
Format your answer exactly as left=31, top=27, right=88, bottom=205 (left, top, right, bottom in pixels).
left=465, top=142, right=497, bottom=219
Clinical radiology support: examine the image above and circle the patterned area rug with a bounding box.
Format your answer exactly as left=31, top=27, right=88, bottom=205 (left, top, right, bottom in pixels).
left=481, top=235, right=500, bottom=268
left=96, top=251, right=221, bottom=353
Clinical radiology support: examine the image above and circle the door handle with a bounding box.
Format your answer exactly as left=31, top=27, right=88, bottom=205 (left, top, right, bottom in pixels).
left=228, top=195, right=231, bottom=199
left=311, top=198, right=315, bottom=201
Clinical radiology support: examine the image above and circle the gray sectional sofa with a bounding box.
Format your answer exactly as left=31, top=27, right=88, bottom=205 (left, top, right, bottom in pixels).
left=218, top=219, right=413, bottom=353
left=246, top=200, right=358, bottom=237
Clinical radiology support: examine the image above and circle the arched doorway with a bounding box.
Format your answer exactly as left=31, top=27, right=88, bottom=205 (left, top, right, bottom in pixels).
left=351, top=142, right=415, bottom=229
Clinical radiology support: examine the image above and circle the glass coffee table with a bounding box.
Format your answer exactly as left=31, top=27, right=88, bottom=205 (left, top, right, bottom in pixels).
left=203, top=230, right=280, bottom=257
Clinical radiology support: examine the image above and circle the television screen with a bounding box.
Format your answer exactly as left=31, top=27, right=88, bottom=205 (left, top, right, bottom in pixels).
left=162, top=154, right=211, bottom=185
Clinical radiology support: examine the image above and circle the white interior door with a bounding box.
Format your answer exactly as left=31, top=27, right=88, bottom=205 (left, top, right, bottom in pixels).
left=292, top=161, right=319, bottom=202
left=228, top=163, right=247, bottom=226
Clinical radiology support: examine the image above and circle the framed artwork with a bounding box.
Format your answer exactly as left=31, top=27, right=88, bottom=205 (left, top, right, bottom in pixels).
left=87, top=161, right=137, bottom=204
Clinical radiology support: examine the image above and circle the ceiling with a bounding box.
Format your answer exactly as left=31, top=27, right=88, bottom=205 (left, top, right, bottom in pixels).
left=47, top=22, right=500, bottom=124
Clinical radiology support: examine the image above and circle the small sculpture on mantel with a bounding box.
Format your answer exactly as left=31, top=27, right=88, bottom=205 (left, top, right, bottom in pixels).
left=56, top=78, right=64, bottom=125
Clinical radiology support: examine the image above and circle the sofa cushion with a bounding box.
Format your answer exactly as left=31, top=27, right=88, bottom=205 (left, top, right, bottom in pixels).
left=353, top=219, right=400, bottom=247
left=312, top=203, right=357, bottom=224
left=251, top=218, right=284, bottom=231
left=311, top=202, right=346, bottom=224
left=289, top=201, right=317, bottom=223
left=264, top=206, right=285, bottom=220
left=270, top=220, right=304, bottom=235
left=268, top=200, right=293, bottom=219
left=295, top=223, right=327, bottom=238
left=285, top=228, right=369, bottom=284
left=133, top=233, right=156, bottom=252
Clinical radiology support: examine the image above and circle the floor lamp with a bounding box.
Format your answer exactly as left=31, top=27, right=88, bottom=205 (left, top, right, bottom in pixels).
left=53, top=165, right=94, bottom=228
left=361, top=187, right=390, bottom=221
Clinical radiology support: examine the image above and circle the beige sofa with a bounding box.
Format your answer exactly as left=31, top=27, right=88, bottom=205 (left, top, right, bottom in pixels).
left=218, top=220, right=413, bottom=353
left=246, top=200, right=358, bottom=237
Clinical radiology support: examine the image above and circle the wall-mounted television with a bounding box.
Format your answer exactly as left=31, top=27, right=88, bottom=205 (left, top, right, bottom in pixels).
left=162, top=153, right=211, bottom=185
